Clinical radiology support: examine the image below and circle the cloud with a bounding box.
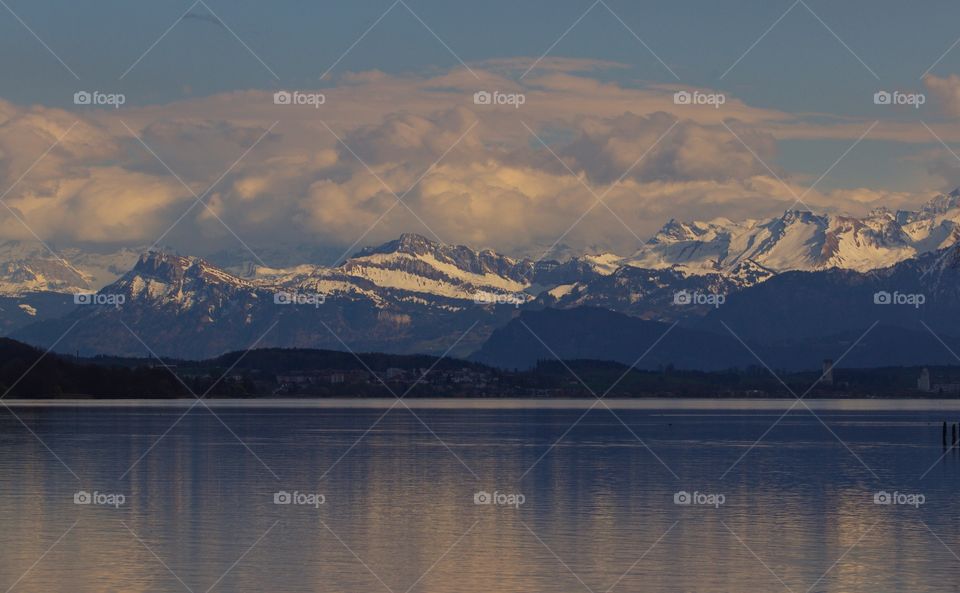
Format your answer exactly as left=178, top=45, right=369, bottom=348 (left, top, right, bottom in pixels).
left=924, top=74, right=960, bottom=117
left=0, top=64, right=941, bottom=259
left=134, top=119, right=284, bottom=182
left=341, top=107, right=482, bottom=168
left=2, top=166, right=188, bottom=243
left=180, top=11, right=227, bottom=30
left=0, top=102, right=118, bottom=182
left=555, top=112, right=779, bottom=184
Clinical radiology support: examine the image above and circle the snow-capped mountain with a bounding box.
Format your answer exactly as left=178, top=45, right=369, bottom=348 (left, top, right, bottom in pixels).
left=0, top=241, right=142, bottom=295
left=329, top=233, right=535, bottom=302
left=0, top=242, right=143, bottom=334
left=10, top=226, right=960, bottom=360
left=240, top=233, right=541, bottom=307
left=0, top=232, right=780, bottom=358
left=6, top=186, right=960, bottom=359
left=691, top=240, right=960, bottom=351
left=3, top=190, right=960, bottom=302
left=0, top=241, right=90, bottom=295
left=628, top=191, right=960, bottom=273
left=541, top=259, right=774, bottom=317
left=12, top=242, right=534, bottom=358
left=8, top=192, right=957, bottom=303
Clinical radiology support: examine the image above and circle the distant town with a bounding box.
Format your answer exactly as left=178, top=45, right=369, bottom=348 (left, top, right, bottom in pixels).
left=1, top=339, right=959, bottom=399
left=256, top=360, right=960, bottom=399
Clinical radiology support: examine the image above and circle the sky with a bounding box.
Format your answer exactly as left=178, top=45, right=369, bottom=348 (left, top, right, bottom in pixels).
left=2, top=0, right=960, bottom=261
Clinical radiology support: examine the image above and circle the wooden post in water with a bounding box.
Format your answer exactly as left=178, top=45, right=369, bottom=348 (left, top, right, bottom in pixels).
left=943, top=421, right=948, bottom=448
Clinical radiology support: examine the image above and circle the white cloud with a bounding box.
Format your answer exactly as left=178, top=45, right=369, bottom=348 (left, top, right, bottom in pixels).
left=0, top=65, right=942, bottom=259
left=925, top=74, right=960, bottom=117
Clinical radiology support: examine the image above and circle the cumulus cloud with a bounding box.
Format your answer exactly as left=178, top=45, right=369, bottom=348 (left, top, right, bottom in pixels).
left=0, top=101, right=192, bottom=244
left=2, top=165, right=188, bottom=243
left=0, top=64, right=941, bottom=259
left=341, top=107, right=482, bottom=168
left=555, top=112, right=778, bottom=184
left=0, top=103, right=118, bottom=182
left=925, top=74, right=960, bottom=117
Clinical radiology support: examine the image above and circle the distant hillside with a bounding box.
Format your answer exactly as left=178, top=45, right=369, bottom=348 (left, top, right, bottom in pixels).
left=0, top=338, right=189, bottom=398
left=471, top=308, right=757, bottom=370
left=0, top=337, right=955, bottom=399
left=472, top=307, right=960, bottom=371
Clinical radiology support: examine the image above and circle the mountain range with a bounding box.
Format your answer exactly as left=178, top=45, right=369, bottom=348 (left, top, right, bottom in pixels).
left=626, top=190, right=960, bottom=274
left=4, top=190, right=960, bottom=368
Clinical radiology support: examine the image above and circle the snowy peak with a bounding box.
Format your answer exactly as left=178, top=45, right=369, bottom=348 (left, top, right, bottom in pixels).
left=131, top=251, right=193, bottom=281
left=648, top=219, right=705, bottom=243
left=342, top=233, right=535, bottom=300
left=727, top=259, right=776, bottom=286
left=357, top=232, right=442, bottom=257
left=0, top=241, right=145, bottom=296
left=901, top=190, right=960, bottom=223
left=117, top=240, right=536, bottom=311
left=0, top=241, right=90, bottom=295
left=131, top=251, right=250, bottom=287
left=631, top=190, right=960, bottom=274
left=647, top=218, right=741, bottom=246
left=4, top=186, right=960, bottom=310
left=354, top=233, right=531, bottom=281
left=774, top=209, right=823, bottom=229
left=114, top=251, right=261, bottom=310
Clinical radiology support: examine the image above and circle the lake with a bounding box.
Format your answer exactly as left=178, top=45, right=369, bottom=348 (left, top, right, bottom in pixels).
left=0, top=399, right=958, bottom=592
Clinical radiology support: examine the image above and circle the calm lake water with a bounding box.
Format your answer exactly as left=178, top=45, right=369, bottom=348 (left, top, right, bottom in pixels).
left=0, top=400, right=958, bottom=592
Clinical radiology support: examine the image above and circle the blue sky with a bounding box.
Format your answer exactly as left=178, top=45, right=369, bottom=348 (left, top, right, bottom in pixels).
left=1, top=0, right=960, bottom=255
left=3, top=0, right=957, bottom=191
left=1, top=0, right=954, bottom=103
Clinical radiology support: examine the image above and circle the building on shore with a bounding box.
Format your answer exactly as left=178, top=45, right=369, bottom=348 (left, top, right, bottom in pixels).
left=821, top=359, right=834, bottom=385
left=918, top=368, right=960, bottom=395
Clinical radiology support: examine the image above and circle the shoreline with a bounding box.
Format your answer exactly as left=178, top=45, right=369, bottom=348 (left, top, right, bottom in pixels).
left=5, top=397, right=960, bottom=410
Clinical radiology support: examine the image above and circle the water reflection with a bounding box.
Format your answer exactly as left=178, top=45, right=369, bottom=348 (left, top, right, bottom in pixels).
left=0, top=405, right=957, bottom=592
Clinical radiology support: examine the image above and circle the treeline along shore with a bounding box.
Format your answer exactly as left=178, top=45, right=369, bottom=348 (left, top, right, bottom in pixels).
left=0, top=338, right=958, bottom=399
